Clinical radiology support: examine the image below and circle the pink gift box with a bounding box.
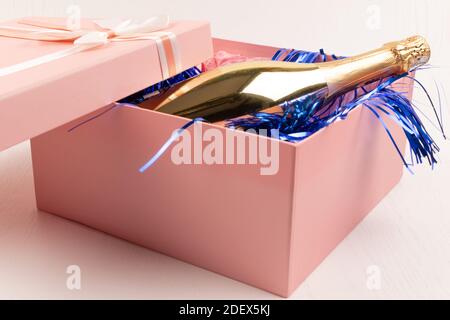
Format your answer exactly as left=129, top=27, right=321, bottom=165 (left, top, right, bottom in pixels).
left=28, top=38, right=414, bottom=297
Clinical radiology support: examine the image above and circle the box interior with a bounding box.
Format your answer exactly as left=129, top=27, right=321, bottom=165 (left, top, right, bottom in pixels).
left=122, top=38, right=384, bottom=147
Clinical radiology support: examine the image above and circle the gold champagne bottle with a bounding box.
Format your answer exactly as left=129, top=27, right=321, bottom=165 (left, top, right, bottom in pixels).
left=140, top=36, right=430, bottom=123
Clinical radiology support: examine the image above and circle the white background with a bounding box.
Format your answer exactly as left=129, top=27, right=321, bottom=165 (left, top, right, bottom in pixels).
left=0, top=0, right=449, bottom=299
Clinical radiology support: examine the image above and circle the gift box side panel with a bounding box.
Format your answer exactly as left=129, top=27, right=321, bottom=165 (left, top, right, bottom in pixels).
left=31, top=106, right=297, bottom=297
left=287, top=78, right=414, bottom=295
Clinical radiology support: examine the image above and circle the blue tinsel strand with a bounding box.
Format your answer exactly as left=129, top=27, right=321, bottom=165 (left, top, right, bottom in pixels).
left=120, top=66, right=202, bottom=105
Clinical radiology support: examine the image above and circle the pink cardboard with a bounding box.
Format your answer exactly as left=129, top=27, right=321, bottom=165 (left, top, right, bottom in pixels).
left=30, top=39, right=412, bottom=297
left=0, top=18, right=212, bottom=151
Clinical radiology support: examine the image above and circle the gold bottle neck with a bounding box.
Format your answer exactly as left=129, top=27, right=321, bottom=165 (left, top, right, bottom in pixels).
left=322, top=35, right=430, bottom=97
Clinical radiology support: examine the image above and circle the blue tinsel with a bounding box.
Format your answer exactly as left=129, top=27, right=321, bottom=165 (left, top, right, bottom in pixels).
left=226, top=48, right=445, bottom=172
left=120, top=66, right=202, bottom=105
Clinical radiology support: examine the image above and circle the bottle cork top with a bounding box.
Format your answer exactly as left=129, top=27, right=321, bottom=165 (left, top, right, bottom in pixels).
left=384, top=35, right=431, bottom=72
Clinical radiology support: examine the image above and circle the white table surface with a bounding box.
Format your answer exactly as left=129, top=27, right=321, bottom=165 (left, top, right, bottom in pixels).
left=1, top=0, right=450, bottom=300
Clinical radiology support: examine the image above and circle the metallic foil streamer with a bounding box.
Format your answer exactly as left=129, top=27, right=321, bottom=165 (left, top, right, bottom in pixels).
left=226, top=49, right=445, bottom=172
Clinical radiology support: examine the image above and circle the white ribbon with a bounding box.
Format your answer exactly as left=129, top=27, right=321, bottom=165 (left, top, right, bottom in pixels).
left=0, top=15, right=181, bottom=78
left=0, top=45, right=96, bottom=77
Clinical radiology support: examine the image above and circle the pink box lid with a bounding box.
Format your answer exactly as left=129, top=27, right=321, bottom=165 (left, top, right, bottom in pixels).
left=0, top=17, right=213, bottom=151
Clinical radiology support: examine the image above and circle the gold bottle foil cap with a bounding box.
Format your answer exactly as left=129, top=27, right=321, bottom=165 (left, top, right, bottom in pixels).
left=384, top=35, right=431, bottom=72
